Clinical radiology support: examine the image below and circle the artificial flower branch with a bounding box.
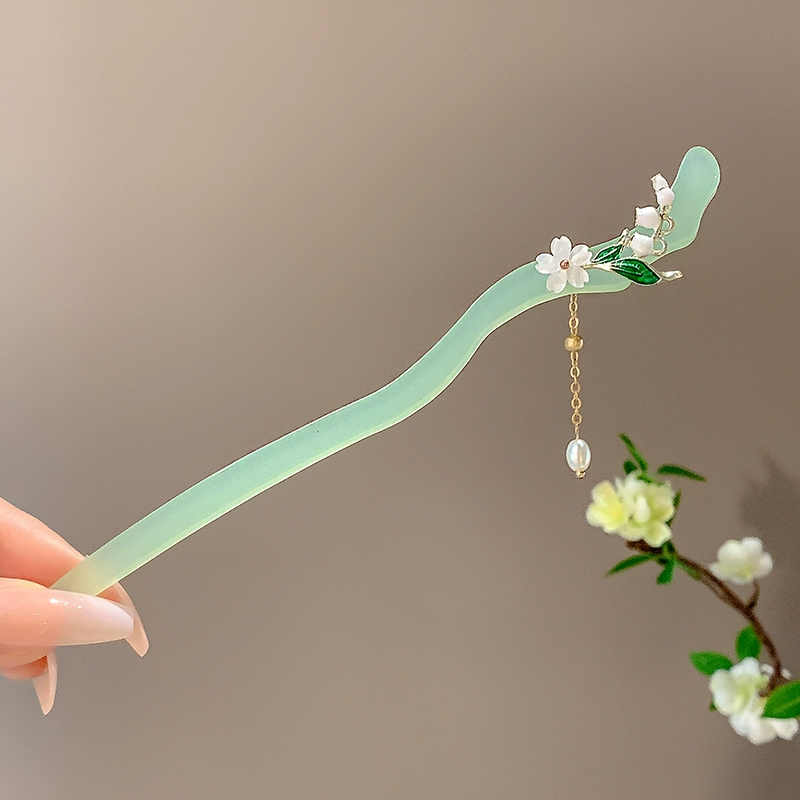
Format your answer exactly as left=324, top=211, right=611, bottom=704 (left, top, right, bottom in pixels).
left=587, top=434, right=800, bottom=745
left=622, top=539, right=785, bottom=693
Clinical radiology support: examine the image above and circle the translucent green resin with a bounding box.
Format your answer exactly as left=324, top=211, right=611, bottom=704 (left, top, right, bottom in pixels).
left=53, top=146, right=720, bottom=596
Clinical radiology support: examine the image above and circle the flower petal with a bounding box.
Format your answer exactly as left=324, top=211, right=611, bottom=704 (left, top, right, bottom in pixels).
left=656, top=186, right=675, bottom=207
left=635, top=206, right=661, bottom=230
left=567, top=265, right=589, bottom=288
left=569, top=244, right=591, bottom=267
left=546, top=270, right=568, bottom=293
left=651, top=173, right=670, bottom=192
left=740, top=537, right=764, bottom=556
left=629, top=233, right=655, bottom=257
left=551, top=236, right=572, bottom=262
left=643, top=522, right=672, bottom=548
left=535, top=253, right=558, bottom=274
left=771, top=717, right=800, bottom=741
left=754, top=554, right=773, bottom=579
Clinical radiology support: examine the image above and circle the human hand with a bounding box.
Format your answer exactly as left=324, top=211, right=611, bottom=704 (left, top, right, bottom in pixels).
left=0, top=497, right=147, bottom=714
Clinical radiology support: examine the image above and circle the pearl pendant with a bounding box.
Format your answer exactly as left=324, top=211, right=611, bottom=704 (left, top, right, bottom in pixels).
left=566, top=438, right=591, bottom=478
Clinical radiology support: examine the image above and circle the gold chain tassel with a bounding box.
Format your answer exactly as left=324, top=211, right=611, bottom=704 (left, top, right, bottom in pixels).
left=564, top=294, right=591, bottom=478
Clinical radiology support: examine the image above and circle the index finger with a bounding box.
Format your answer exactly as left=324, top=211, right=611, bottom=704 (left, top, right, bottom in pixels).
left=0, top=497, right=148, bottom=654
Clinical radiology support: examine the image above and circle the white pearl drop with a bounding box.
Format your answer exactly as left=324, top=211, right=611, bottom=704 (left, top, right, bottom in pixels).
left=566, top=438, right=591, bottom=475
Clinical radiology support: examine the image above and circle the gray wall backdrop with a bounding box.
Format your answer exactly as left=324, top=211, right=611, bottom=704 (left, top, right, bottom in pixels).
left=2, top=2, right=799, bottom=798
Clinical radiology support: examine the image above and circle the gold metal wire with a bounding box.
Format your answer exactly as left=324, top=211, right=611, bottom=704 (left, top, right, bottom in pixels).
left=568, top=294, right=582, bottom=439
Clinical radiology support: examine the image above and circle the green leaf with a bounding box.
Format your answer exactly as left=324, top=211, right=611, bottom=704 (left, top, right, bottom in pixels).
left=675, top=560, right=700, bottom=581
left=593, top=243, right=623, bottom=264
left=673, top=489, right=682, bottom=512
left=763, top=681, right=800, bottom=719
left=622, top=460, right=638, bottom=475
left=656, top=559, right=675, bottom=584
left=736, top=626, right=761, bottom=660
left=689, top=652, right=733, bottom=676
left=657, top=464, right=707, bottom=481
left=709, top=700, right=716, bottom=711
left=663, top=540, right=676, bottom=554
left=606, top=553, right=655, bottom=576
left=619, top=433, right=648, bottom=473
left=610, top=258, right=661, bottom=285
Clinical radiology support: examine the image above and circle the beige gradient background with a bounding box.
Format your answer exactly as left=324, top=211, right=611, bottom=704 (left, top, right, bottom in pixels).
left=2, top=2, right=799, bottom=798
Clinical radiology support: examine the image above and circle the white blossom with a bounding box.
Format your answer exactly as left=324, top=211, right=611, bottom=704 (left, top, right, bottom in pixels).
left=651, top=173, right=675, bottom=207
left=710, top=658, right=799, bottom=745
left=710, top=538, right=773, bottom=585
left=586, top=474, right=675, bottom=547
left=635, top=206, right=661, bottom=229
left=629, top=232, right=655, bottom=257
left=535, top=236, right=591, bottom=294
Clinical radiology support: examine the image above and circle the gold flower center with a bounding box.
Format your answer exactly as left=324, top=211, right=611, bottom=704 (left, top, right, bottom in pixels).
left=559, top=259, right=570, bottom=270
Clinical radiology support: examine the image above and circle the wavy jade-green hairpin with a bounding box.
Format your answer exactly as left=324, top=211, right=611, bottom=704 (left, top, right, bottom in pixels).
left=53, top=145, right=719, bottom=598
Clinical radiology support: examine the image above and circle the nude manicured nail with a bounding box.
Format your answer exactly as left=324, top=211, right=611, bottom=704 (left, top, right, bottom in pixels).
left=112, top=584, right=149, bottom=656
left=32, top=652, right=57, bottom=715
left=0, top=590, right=134, bottom=647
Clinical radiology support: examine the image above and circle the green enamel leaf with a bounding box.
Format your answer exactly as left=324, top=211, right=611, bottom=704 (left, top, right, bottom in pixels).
left=657, top=464, right=707, bottom=481
left=656, top=559, right=675, bottom=584
left=673, top=489, right=682, bottom=512
left=736, top=626, right=761, bottom=660
left=622, top=459, right=638, bottom=475
left=619, top=433, right=648, bottom=473
left=689, top=651, right=733, bottom=676
left=610, top=258, right=661, bottom=285
left=763, top=681, right=800, bottom=719
left=593, top=243, right=623, bottom=264
left=606, top=553, right=655, bottom=576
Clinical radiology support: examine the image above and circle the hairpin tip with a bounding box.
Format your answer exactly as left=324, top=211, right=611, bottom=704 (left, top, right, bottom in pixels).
left=659, top=270, right=683, bottom=281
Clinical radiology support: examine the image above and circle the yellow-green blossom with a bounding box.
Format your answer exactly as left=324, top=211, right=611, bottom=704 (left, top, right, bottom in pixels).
left=586, top=481, right=628, bottom=533
left=586, top=474, right=675, bottom=547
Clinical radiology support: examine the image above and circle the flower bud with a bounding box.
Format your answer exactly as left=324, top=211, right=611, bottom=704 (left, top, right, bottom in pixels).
left=651, top=173, right=670, bottom=192
left=635, top=206, right=661, bottom=229
left=630, top=233, right=655, bottom=257
left=656, top=186, right=675, bottom=207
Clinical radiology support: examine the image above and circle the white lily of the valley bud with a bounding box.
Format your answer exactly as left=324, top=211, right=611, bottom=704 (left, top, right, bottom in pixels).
left=656, top=186, right=675, bottom=206
left=635, top=206, right=661, bottom=229
left=630, top=232, right=655, bottom=257
left=652, top=172, right=675, bottom=208
left=651, top=173, right=675, bottom=207
left=652, top=173, right=670, bottom=191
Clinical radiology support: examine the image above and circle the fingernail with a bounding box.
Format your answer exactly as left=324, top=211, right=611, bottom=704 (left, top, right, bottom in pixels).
left=32, top=651, right=58, bottom=715
left=112, top=584, right=149, bottom=657
left=55, top=594, right=134, bottom=645
left=0, top=590, right=134, bottom=647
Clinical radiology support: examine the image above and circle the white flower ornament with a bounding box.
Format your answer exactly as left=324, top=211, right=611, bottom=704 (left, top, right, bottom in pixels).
left=534, top=170, right=682, bottom=294
left=652, top=173, right=675, bottom=207
left=535, top=236, right=591, bottom=293
left=627, top=175, right=676, bottom=258
left=710, top=537, right=773, bottom=584
left=629, top=232, right=655, bottom=257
